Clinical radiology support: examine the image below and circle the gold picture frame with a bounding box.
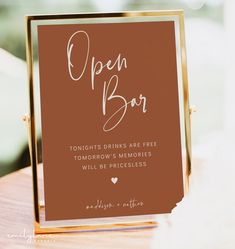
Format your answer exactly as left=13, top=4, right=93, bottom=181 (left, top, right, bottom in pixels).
left=25, top=10, right=192, bottom=234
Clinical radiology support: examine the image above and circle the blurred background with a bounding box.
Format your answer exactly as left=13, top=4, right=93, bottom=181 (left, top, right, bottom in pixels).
left=0, top=0, right=232, bottom=176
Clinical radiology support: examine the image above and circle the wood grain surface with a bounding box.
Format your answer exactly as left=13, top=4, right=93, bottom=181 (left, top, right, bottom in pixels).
left=0, top=166, right=156, bottom=249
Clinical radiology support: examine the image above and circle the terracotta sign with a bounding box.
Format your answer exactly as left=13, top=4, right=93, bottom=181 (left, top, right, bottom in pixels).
left=37, top=21, right=184, bottom=221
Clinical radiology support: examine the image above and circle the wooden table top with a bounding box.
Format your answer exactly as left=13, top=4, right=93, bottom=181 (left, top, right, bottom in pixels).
left=0, top=166, right=156, bottom=249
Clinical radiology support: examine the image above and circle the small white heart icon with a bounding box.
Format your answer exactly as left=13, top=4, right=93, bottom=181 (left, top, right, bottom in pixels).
left=111, top=177, right=118, bottom=184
